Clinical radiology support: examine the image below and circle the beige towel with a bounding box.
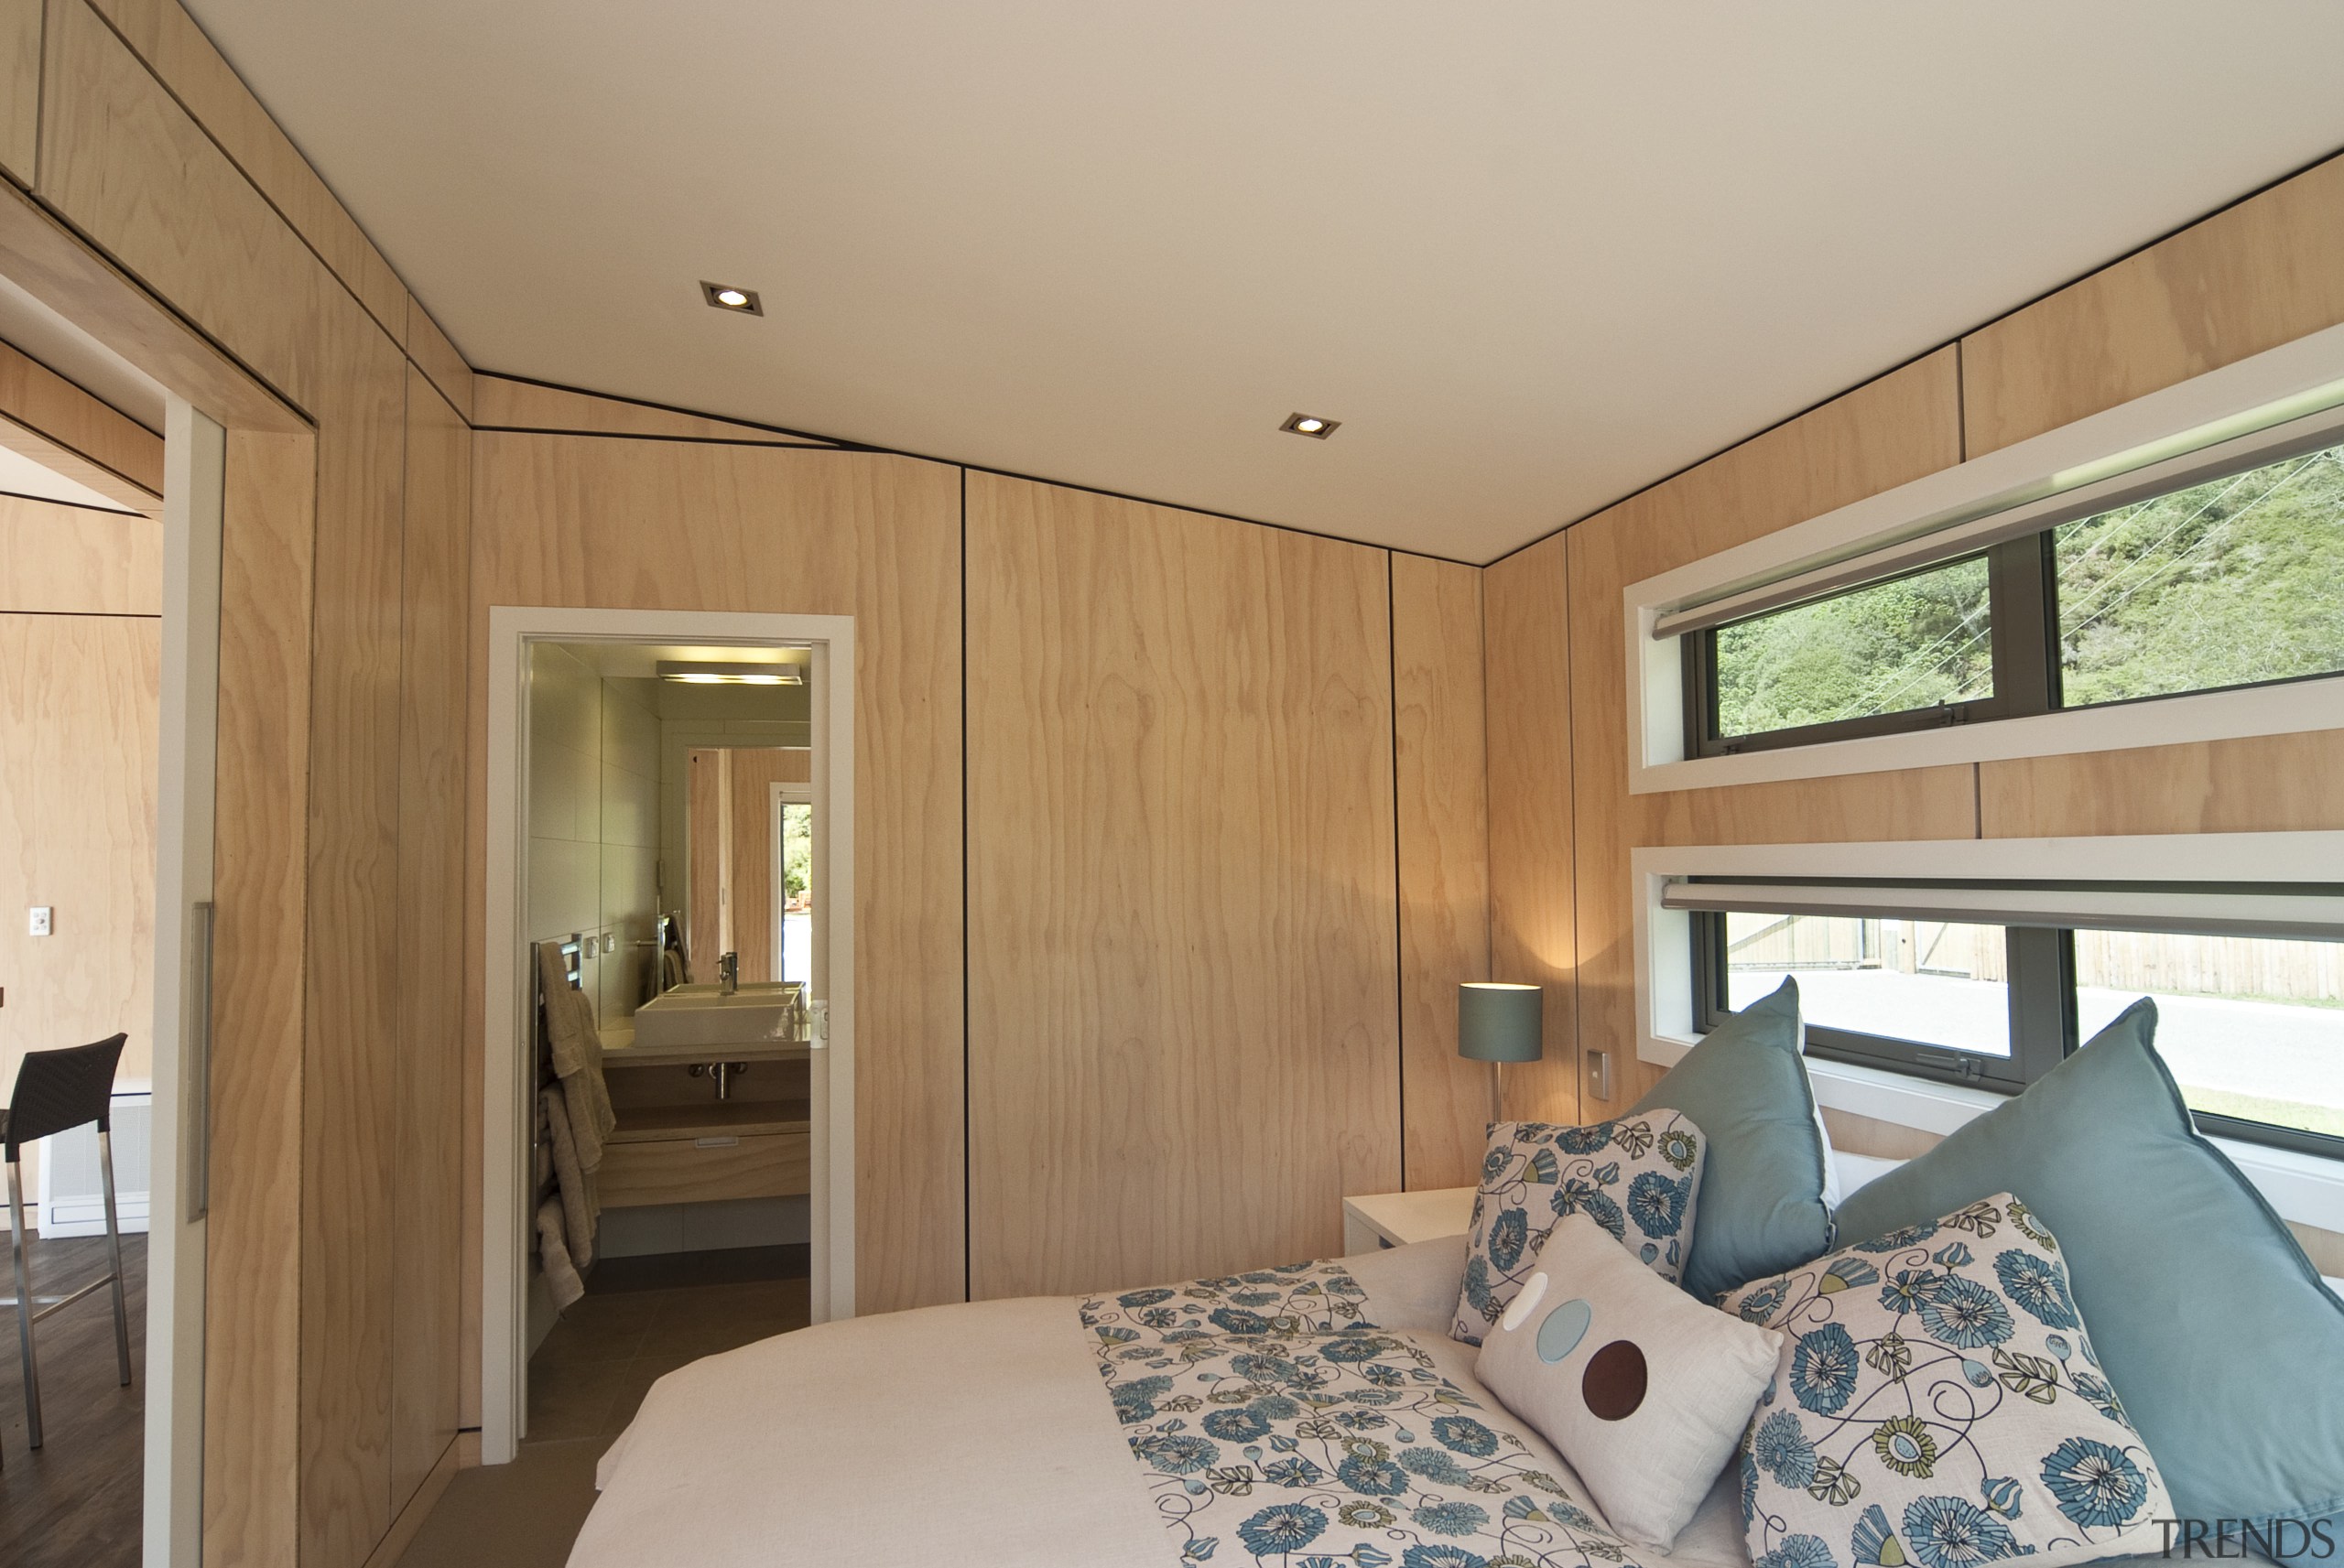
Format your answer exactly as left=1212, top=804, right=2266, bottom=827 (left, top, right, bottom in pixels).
left=542, top=1087, right=599, bottom=1271
left=537, top=941, right=618, bottom=1169
left=537, top=1197, right=585, bottom=1312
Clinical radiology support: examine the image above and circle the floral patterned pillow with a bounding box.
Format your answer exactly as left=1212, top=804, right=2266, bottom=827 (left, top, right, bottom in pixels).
left=1450, top=1110, right=1706, bottom=1346
left=1720, top=1193, right=2174, bottom=1568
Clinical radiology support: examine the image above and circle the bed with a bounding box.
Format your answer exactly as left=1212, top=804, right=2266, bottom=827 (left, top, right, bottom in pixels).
left=570, top=1235, right=1755, bottom=1568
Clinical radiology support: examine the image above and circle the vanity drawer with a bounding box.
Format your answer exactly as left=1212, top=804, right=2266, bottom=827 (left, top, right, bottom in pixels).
left=598, top=1131, right=808, bottom=1207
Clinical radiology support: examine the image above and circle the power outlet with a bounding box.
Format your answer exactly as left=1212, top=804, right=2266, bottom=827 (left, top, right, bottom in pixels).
left=28, top=905, right=52, bottom=937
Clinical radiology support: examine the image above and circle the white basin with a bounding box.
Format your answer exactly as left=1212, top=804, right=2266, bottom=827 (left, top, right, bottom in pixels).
left=632, top=982, right=802, bottom=1051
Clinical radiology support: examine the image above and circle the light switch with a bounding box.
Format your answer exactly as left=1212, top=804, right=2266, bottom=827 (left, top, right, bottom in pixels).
left=1586, top=1048, right=1612, bottom=1103
left=28, top=906, right=51, bottom=937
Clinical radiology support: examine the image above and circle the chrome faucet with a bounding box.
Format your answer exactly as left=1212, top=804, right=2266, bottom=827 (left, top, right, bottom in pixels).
left=718, top=951, right=738, bottom=995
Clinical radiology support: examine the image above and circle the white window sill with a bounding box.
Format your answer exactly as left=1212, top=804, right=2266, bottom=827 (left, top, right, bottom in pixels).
left=1806, top=1055, right=2344, bottom=1241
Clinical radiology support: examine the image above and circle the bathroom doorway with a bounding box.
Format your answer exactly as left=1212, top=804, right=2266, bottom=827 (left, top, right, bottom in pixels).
left=483, top=608, right=856, bottom=1466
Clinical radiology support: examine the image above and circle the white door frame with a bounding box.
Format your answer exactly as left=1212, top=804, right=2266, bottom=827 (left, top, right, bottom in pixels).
left=482, top=607, right=857, bottom=1465
left=146, top=401, right=224, bottom=1567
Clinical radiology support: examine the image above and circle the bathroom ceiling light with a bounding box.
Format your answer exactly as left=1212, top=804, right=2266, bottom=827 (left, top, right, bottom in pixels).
left=657, top=660, right=802, bottom=686
left=1281, top=412, right=1340, bottom=438
left=700, top=281, right=764, bottom=315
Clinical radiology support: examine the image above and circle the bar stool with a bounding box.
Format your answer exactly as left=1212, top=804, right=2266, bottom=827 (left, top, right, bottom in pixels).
left=3, top=1033, right=133, bottom=1452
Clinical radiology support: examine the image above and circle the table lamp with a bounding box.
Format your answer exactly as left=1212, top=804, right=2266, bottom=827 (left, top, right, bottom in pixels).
left=1458, top=981, right=1543, bottom=1124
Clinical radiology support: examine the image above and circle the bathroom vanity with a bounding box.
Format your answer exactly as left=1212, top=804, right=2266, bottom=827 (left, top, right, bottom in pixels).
left=598, top=982, right=813, bottom=1208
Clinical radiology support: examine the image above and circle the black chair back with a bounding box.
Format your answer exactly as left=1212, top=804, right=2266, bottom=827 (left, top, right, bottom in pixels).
left=5, top=1034, right=127, bottom=1160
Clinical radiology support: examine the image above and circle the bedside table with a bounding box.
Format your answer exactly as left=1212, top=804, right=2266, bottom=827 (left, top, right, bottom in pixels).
left=1342, top=1186, right=1476, bottom=1253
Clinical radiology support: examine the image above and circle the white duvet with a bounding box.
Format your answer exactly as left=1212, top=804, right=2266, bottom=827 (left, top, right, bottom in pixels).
left=570, top=1236, right=1753, bottom=1568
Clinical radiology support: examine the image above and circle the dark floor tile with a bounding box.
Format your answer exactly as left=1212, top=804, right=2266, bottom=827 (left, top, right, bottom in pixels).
left=395, top=1437, right=606, bottom=1568
left=530, top=1312, right=648, bottom=1371
left=523, top=1355, right=630, bottom=1444
left=587, top=1243, right=808, bottom=1293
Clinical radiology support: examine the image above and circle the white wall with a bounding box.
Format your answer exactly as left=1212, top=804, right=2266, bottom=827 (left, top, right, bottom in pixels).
left=526, top=646, right=662, bottom=1022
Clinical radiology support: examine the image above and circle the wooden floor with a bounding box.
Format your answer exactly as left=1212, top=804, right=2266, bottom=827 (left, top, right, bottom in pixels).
left=0, top=1233, right=145, bottom=1568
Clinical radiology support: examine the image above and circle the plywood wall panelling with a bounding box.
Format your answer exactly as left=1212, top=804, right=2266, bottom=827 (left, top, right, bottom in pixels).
left=1560, top=350, right=1970, bottom=1112
left=2294, top=1222, right=2344, bottom=1279
left=1980, top=731, right=2344, bottom=838
left=1392, top=552, right=1494, bottom=1190
left=964, top=472, right=1401, bottom=1298
left=1820, top=1108, right=1945, bottom=1164
left=686, top=746, right=725, bottom=979
left=38, top=0, right=320, bottom=406
left=471, top=373, right=833, bottom=446
left=203, top=427, right=315, bottom=1568
left=1964, top=153, right=2344, bottom=456
left=0, top=611, right=157, bottom=1171
left=0, top=175, right=304, bottom=435
left=298, top=298, right=409, bottom=1568
left=0, top=0, right=36, bottom=187
left=0, top=331, right=164, bottom=507
left=1481, top=532, right=1581, bottom=1127
left=80, top=0, right=411, bottom=341
left=728, top=746, right=810, bottom=985
left=405, top=298, right=472, bottom=423
left=0, top=492, right=158, bottom=612
left=390, top=366, right=468, bottom=1509
left=472, top=435, right=965, bottom=1314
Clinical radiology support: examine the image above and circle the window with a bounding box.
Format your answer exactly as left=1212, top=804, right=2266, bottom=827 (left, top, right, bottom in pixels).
left=1687, top=438, right=2344, bottom=756
left=1693, top=901, right=2344, bottom=1157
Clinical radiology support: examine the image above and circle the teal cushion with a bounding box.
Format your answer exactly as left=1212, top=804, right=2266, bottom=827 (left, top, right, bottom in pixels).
left=1628, top=978, right=1832, bottom=1303
left=1835, top=1000, right=2344, bottom=1565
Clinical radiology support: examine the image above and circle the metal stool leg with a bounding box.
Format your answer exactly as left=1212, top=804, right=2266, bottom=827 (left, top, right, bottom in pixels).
left=6, top=1156, right=42, bottom=1448
left=99, top=1129, right=130, bottom=1387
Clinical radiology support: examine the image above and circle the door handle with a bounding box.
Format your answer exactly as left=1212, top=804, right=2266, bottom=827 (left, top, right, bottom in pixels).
left=187, top=901, right=215, bottom=1223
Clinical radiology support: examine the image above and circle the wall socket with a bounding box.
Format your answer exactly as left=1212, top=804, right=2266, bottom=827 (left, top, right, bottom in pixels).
left=27, top=905, right=52, bottom=937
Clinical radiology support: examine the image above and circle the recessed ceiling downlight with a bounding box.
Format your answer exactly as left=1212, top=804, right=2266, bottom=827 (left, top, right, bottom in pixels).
left=700, top=281, right=764, bottom=315
left=1281, top=412, right=1340, bottom=438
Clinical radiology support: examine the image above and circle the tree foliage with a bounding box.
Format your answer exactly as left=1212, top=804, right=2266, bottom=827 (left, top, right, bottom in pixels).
left=1715, top=446, right=2344, bottom=737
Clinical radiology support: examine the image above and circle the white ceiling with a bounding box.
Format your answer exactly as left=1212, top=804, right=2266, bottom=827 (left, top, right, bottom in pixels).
left=185, top=3, right=2344, bottom=563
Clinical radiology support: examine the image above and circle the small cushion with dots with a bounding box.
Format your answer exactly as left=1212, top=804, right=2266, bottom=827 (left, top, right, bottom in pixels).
left=1476, top=1211, right=1785, bottom=1551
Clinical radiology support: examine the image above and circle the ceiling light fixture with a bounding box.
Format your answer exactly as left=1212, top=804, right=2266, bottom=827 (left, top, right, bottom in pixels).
left=700, top=281, right=764, bottom=315
left=1281, top=412, right=1340, bottom=439
left=657, top=659, right=802, bottom=686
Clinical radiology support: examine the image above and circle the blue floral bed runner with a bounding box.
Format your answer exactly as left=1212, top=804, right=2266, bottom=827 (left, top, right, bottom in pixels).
left=1083, top=1259, right=1648, bottom=1568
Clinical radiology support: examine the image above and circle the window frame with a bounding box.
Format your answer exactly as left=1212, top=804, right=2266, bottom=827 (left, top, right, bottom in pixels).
left=1685, top=536, right=2060, bottom=757
left=1624, top=323, right=2344, bottom=797
left=1691, top=903, right=2344, bottom=1162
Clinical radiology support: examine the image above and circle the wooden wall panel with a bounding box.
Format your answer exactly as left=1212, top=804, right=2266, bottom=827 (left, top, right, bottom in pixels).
left=472, top=436, right=966, bottom=1314
left=686, top=746, right=726, bottom=981
left=39, top=0, right=320, bottom=404
left=82, top=0, right=411, bottom=341
left=406, top=299, right=472, bottom=423
left=0, top=611, right=157, bottom=1118
left=0, top=493, right=158, bottom=612
left=0, top=0, right=35, bottom=187
left=390, top=366, right=469, bottom=1512
left=1393, top=552, right=1493, bottom=1191
left=298, top=295, right=410, bottom=1568
left=964, top=472, right=1400, bottom=1298
left=1981, top=732, right=2344, bottom=838
left=472, top=373, right=831, bottom=446
left=203, top=427, right=315, bottom=1568
left=1481, top=532, right=1580, bottom=1126
left=728, top=746, right=810, bottom=985
left=1562, top=351, right=1970, bottom=1112
left=0, top=331, right=164, bottom=507
left=1964, top=154, right=2344, bottom=457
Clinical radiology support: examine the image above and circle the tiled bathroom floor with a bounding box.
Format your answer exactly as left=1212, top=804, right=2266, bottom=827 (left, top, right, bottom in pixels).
left=396, top=1267, right=809, bottom=1568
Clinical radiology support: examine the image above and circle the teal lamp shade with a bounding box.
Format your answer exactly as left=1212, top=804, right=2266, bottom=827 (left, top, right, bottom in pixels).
left=1458, top=982, right=1543, bottom=1064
